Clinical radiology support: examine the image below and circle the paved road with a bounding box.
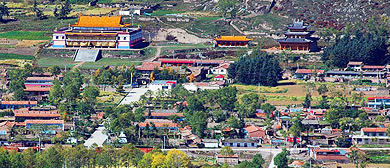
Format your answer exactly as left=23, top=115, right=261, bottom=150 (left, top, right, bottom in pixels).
left=84, top=124, right=108, bottom=148
left=119, top=88, right=149, bottom=105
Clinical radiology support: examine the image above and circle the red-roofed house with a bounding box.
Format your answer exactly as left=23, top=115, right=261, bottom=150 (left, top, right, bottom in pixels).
left=149, top=80, right=177, bottom=91
left=214, top=75, right=225, bottom=81
left=0, top=101, right=38, bottom=109
left=217, top=154, right=239, bottom=165
left=0, top=121, right=14, bottom=137
left=295, top=69, right=324, bottom=79
left=13, top=108, right=61, bottom=120
left=244, top=125, right=266, bottom=143
left=352, top=127, right=389, bottom=144
left=136, top=62, right=162, bottom=74
left=362, top=65, right=385, bottom=72
left=347, top=61, right=363, bottom=71
left=138, top=122, right=179, bottom=132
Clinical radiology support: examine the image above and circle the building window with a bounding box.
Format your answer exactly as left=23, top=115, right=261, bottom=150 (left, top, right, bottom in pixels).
left=124, top=37, right=127, bottom=40
left=56, top=36, right=58, bottom=39
left=162, top=86, right=168, bottom=89
left=62, top=36, right=65, bottom=39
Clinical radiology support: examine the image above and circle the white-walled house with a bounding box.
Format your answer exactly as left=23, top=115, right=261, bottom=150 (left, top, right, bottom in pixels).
left=148, top=80, right=177, bottom=91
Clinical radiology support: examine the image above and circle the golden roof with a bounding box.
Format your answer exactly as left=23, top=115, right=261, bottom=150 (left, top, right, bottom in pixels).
left=215, top=36, right=253, bottom=41
left=71, top=15, right=131, bottom=28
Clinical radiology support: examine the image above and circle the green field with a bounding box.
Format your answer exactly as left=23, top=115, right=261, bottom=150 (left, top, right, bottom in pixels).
left=36, top=57, right=76, bottom=68
left=0, top=53, right=35, bottom=60
left=151, top=10, right=185, bottom=16
left=80, top=58, right=141, bottom=69
left=0, top=31, right=51, bottom=40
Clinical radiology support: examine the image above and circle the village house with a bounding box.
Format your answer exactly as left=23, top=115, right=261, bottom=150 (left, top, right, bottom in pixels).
left=0, top=101, right=37, bottom=109
left=313, top=149, right=349, bottom=164
left=136, top=61, right=162, bottom=74
left=294, top=69, right=324, bottom=80
left=25, top=120, right=65, bottom=131
left=244, top=125, right=267, bottom=144
left=209, top=63, right=230, bottom=75
left=182, top=82, right=222, bottom=92
left=138, top=122, right=179, bottom=132
left=346, top=62, right=363, bottom=71
left=216, top=154, right=239, bottom=165
left=143, top=109, right=184, bottom=120
left=13, top=108, right=61, bottom=121
left=221, top=139, right=259, bottom=147
left=148, top=80, right=177, bottom=91
left=202, top=139, right=219, bottom=148
left=24, top=76, right=56, bottom=101
left=352, top=127, right=390, bottom=144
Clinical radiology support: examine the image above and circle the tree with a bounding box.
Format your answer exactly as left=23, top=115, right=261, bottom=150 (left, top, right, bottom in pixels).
left=237, top=160, right=255, bottom=168
left=220, top=146, right=234, bottom=156
left=120, top=143, right=144, bottom=167
left=63, top=83, right=80, bottom=102
left=217, top=0, right=238, bottom=18
left=32, top=0, right=46, bottom=20
left=335, top=135, right=352, bottom=148
left=83, top=85, right=100, bottom=103
left=0, top=2, right=9, bottom=23
left=274, top=148, right=290, bottom=168
left=317, top=84, right=328, bottom=95
left=164, top=149, right=190, bottom=168
left=40, top=145, right=64, bottom=168
left=349, top=148, right=368, bottom=168
left=228, top=50, right=283, bottom=86
left=302, top=93, right=311, bottom=108
left=58, top=0, right=71, bottom=19
left=252, top=153, right=265, bottom=168
left=49, top=79, right=63, bottom=105
left=116, top=83, right=124, bottom=93
left=48, top=65, right=61, bottom=76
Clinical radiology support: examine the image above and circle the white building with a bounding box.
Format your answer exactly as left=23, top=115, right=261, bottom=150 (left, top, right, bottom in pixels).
left=210, top=63, right=230, bottom=75
left=148, top=80, right=177, bottom=91
left=183, top=82, right=221, bottom=92
left=352, top=127, right=390, bottom=144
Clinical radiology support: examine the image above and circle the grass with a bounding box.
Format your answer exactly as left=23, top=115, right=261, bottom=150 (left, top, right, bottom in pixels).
left=232, top=84, right=289, bottom=93
left=96, top=91, right=126, bottom=105
left=151, top=10, right=185, bottom=16
left=0, top=53, right=35, bottom=60
left=36, top=57, right=76, bottom=68
left=197, top=16, right=223, bottom=21
left=0, top=31, right=51, bottom=40
left=81, top=58, right=141, bottom=69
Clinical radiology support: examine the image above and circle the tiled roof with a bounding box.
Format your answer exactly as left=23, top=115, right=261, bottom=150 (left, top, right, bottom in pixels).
left=14, top=109, right=60, bottom=118
left=0, top=101, right=38, bottom=105
left=217, top=154, right=238, bottom=158
left=144, top=112, right=183, bottom=117
left=255, top=113, right=266, bottom=118
left=316, top=154, right=348, bottom=161
left=138, top=122, right=178, bottom=128
left=291, top=160, right=305, bottom=166
left=295, top=69, right=324, bottom=74
left=26, top=76, right=55, bottom=81
left=25, top=120, right=64, bottom=124
left=362, top=65, right=384, bottom=69
left=72, top=15, right=130, bottom=28
left=348, top=61, right=363, bottom=66
left=136, top=62, right=162, bottom=71
left=362, top=127, right=387, bottom=133
left=244, top=125, right=263, bottom=133
left=24, top=85, right=51, bottom=92
left=215, top=36, right=253, bottom=41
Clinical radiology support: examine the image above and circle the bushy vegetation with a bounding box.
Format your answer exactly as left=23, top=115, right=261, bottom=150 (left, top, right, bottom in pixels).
left=322, top=30, right=388, bottom=68
left=0, top=53, right=35, bottom=60
left=228, top=50, right=283, bottom=86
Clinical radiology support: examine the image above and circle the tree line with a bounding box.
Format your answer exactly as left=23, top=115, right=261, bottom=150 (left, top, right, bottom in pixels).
left=0, top=144, right=193, bottom=168
left=228, top=50, right=283, bottom=86
left=322, top=29, right=389, bottom=68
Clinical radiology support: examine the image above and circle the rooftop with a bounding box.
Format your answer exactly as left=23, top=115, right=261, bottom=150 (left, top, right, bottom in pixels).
left=138, top=122, right=178, bottom=128
left=136, top=61, right=162, bottom=71
left=362, top=65, right=385, bottom=69
left=25, top=120, right=64, bottom=124
left=362, top=127, right=387, bottom=133
left=215, top=36, right=253, bottom=41
left=71, top=15, right=131, bottom=28
left=277, top=38, right=312, bottom=43
left=0, top=101, right=38, bottom=105
left=348, top=61, right=363, bottom=66
left=150, top=80, right=177, bottom=85
left=24, top=85, right=51, bottom=92
left=296, top=69, right=324, bottom=74
left=26, top=76, right=55, bottom=81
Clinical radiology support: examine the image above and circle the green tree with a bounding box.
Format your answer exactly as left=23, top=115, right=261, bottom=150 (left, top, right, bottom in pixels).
left=58, top=0, right=72, bottom=19
left=237, top=160, right=255, bottom=168
left=217, top=0, right=238, bottom=18
left=349, top=148, right=368, bottom=168
left=220, top=146, right=234, bottom=156
left=252, top=153, right=265, bottom=168
left=120, top=143, right=144, bottom=167
left=317, top=84, right=328, bottom=95
left=274, top=148, right=290, bottom=168
left=49, top=79, right=63, bottom=105
left=32, top=0, right=46, bottom=20
left=48, top=65, right=61, bottom=76
left=302, top=93, right=311, bottom=108
left=83, top=85, right=100, bottom=103
left=0, top=2, right=9, bottom=23
left=164, top=149, right=190, bottom=168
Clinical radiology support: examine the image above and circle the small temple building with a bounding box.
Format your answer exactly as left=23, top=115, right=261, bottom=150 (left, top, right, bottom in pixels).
left=52, top=15, right=143, bottom=49
left=214, top=36, right=253, bottom=47
left=277, top=20, right=318, bottom=51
